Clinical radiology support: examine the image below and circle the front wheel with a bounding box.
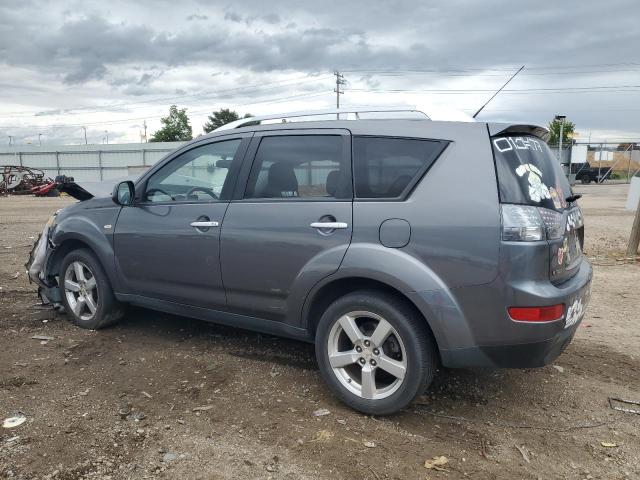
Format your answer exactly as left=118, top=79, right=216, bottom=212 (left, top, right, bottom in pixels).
left=60, top=249, right=124, bottom=329
left=315, top=291, right=437, bottom=415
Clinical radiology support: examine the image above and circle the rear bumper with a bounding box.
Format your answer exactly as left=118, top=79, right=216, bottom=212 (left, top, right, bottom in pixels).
left=426, top=257, right=592, bottom=369
left=440, top=321, right=579, bottom=368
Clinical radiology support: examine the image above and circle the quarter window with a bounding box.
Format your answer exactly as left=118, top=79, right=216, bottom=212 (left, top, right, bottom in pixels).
left=144, top=139, right=241, bottom=203
left=353, top=136, right=446, bottom=199
left=244, top=135, right=350, bottom=199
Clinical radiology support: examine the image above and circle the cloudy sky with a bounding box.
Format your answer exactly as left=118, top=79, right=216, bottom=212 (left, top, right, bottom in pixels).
left=1, top=0, right=639, bottom=145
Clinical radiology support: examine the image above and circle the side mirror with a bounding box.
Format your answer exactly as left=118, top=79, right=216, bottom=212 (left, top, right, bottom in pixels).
left=215, top=159, right=232, bottom=169
left=112, top=181, right=135, bottom=206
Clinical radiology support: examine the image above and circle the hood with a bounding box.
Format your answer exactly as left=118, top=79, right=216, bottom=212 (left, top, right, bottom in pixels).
left=56, top=175, right=139, bottom=201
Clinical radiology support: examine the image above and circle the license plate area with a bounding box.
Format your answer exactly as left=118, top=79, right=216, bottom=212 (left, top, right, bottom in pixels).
left=564, top=282, right=591, bottom=329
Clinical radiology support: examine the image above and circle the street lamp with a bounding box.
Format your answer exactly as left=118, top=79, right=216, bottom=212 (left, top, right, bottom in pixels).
left=555, top=115, right=566, bottom=164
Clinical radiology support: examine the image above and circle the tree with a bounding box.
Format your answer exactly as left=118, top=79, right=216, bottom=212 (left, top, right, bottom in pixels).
left=547, top=118, right=576, bottom=145
left=203, top=108, right=253, bottom=133
left=150, top=105, right=193, bottom=142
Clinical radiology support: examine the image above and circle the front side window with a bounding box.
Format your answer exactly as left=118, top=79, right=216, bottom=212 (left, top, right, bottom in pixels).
left=353, top=136, right=446, bottom=199
left=244, top=135, right=350, bottom=200
left=145, top=139, right=241, bottom=203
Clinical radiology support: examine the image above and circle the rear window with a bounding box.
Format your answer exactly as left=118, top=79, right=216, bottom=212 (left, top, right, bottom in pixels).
left=353, top=136, right=446, bottom=199
left=493, top=135, right=572, bottom=212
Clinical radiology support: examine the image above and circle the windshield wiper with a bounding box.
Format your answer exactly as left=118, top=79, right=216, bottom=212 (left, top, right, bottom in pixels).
left=566, top=194, right=582, bottom=203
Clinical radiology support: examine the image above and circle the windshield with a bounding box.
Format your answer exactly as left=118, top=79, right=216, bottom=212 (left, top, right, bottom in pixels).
left=492, top=135, right=572, bottom=212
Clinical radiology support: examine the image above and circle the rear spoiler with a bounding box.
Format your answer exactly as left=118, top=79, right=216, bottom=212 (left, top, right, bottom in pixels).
left=487, top=123, right=550, bottom=142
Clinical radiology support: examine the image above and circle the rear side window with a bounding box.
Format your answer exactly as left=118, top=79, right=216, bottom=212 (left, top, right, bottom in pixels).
left=493, top=135, right=572, bottom=212
left=244, top=135, right=351, bottom=199
left=353, top=136, right=446, bottom=199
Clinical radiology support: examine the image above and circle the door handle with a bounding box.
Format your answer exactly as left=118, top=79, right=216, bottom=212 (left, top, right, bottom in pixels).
left=190, top=221, right=219, bottom=228
left=310, top=222, right=348, bottom=229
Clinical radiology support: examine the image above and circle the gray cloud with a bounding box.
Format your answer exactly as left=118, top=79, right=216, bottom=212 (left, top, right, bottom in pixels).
left=0, top=0, right=639, bottom=143
left=186, top=13, right=208, bottom=21
left=262, top=13, right=281, bottom=25
left=2, top=2, right=639, bottom=80
left=224, top=10, right=242, bottom=23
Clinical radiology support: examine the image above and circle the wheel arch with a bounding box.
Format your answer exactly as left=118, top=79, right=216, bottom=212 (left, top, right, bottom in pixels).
left=303, top=276, right=442, bottom=357
left=48, top=227, right=120, bottom=292
left=48, top=238, right=96, bottom=279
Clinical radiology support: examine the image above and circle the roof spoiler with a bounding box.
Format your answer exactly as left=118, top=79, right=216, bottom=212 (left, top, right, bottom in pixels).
left=488, top=123, right=550, bottom=142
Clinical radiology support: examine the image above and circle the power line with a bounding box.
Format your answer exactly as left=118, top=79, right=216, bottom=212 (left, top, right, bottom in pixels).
left=346, top=68, right=640, bottom=78
left=342, top=61, right=640, bottom=74
left=0, top=75, right=333, bottom=119
left=469, top=108, right=640, bottom=112
left=345, top=85, right=640, bottom=94
left=0, top=91, right=328, bottom=130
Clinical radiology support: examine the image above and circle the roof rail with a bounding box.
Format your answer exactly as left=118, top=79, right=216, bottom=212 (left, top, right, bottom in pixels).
left=213, top=106, right=430, bottom=131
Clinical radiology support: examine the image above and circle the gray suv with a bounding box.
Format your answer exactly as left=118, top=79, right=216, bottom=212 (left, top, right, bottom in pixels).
left=27, top=110, right=592, bottom=415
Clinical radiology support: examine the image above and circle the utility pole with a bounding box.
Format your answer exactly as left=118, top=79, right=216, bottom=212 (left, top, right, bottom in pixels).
left=38, top=133, right=42, bottom=146
left=334, top=71, right=345, bottom=118
left=104, top=130, right=109, bottom=144
left=82, top=126, right=88, bottom=144
left=143, top=120, right=147, bottom=143
left=8, top=135, right=13, bottom=146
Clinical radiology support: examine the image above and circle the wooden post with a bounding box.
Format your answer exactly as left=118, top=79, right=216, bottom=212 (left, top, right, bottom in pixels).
left=628, top=194, right=640, bottom=256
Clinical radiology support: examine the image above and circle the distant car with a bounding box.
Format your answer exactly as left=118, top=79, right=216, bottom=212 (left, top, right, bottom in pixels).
left=567, top=162, right=608, bottom=184
left=27, top=109, right=592, bottom=415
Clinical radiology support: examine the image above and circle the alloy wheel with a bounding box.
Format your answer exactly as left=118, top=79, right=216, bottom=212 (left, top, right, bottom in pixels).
left=327, top=310, right=407, bottom=400
left=64, top=261, right=98, bottom=321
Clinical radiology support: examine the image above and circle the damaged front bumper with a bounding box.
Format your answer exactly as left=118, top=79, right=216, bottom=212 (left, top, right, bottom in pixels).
left=25, top=218, right=62, bottom=307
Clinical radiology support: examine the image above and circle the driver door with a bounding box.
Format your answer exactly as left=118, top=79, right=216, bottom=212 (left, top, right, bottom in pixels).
left=114, top=136, right=250, bottom=309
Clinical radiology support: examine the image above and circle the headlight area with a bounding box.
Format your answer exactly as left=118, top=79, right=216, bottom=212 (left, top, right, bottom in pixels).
left=25, top=214, right=60, bottom=305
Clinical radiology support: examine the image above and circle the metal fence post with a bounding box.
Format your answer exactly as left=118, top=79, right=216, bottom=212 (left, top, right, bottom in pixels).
left=142, top=149, right=146, bottom=166
left=98, top=150, right=103, bottom=180
left=598, top=144, right=603, bottom=183
left=18, top=151, right=22, bottom=167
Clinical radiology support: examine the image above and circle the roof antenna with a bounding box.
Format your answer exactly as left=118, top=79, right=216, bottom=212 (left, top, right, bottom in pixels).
left=472, top=65, right=525, bottom=119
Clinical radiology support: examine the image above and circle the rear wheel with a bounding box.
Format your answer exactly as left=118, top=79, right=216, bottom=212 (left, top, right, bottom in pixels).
left=60, top=249, right=123, bottom=329
left=315, top=291, right=437, bottom=415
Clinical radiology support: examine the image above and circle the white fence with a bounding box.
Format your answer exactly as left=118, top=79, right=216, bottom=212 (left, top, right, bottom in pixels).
left=0, top=142, right=185, bottom=182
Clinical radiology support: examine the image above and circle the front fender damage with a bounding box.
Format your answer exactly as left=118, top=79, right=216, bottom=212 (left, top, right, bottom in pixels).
left=25, top=221, right=64, bottom=309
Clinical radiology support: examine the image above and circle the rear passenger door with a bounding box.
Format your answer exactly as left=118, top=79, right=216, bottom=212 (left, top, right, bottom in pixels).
left=220, top=130, right=352, bottom=323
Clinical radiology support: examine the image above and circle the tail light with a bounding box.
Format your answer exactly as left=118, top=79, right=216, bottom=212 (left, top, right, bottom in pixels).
left=501, top=204, right=566, bottom=242
left=508, top=304, right=564, bottom=322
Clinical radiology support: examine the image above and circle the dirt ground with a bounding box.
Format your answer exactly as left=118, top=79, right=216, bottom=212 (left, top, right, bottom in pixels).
left=1, top=184, right=638, bottom=480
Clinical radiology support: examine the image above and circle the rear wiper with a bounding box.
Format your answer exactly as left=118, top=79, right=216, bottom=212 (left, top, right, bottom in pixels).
left=566, top=194, right=582, bottom=203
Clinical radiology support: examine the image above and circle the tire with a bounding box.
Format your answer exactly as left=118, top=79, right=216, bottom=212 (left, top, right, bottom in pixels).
left=315, top=290, right=437, bottom=415
left=60, top=248, right=124, bottom=329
